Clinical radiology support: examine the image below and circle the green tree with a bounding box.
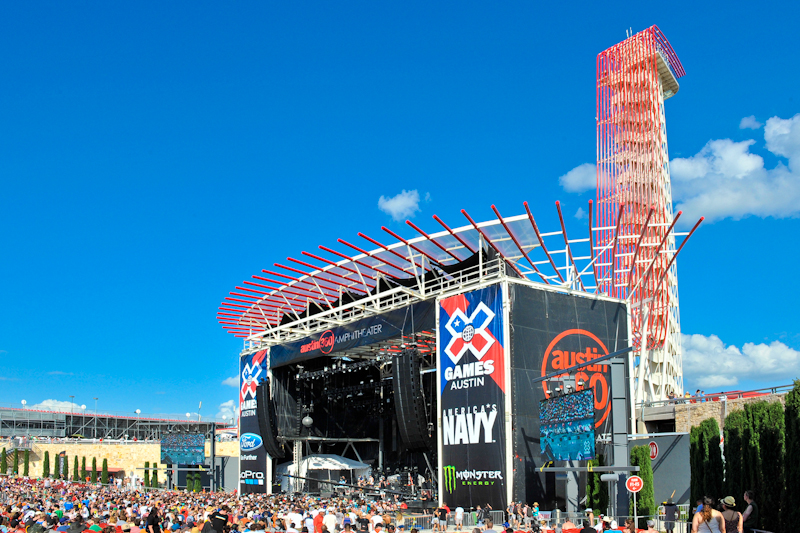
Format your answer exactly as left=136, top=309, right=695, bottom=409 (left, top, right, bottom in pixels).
left=0, top=448, right=6, bottom=474
left=750, top=401, right=785, bottom=532
left=101, top=458, right=109, bottom=485
left=81, top=456, right=87, bottom=481
left=723, top=409, right=748, bottom=500
left=23, top=450, right=30, bottom=477
left=91, top=457, right=98, bottom=483
left=73, top=456, right=79, bottom=481
left=586, top=456, right=609, bottom=514
left=195, top=473, right=203, bottom=492
left=690, top=418, right=723, bottom=502
left=42, top=451, right=50, bottom=478
left=13, top=449, right=19, bottom=474
left=63, top=454, right=69, bottom=480
left=784, top=380, right=800, bottom=531
left=630, top=445, right=655, bottom=527
left=152, top=466, right=159, bottom=488
left=144, top=461, right=150, bottom=487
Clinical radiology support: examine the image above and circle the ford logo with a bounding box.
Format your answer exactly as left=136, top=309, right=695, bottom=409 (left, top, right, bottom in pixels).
left=240, top=433, right=263, bottom=452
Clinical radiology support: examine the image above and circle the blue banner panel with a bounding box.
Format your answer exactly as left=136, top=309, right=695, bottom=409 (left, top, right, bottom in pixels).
left=439, top=284, right=507, bottom=510
left=239, top=349, right=268, bottom=493
left=270, top=300, right=434, bottom=368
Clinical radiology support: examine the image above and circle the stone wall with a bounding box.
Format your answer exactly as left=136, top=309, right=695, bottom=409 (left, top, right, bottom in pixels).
left=0, top=440, right=238, bottom=480
left=674, top=393, right=787, bottom=432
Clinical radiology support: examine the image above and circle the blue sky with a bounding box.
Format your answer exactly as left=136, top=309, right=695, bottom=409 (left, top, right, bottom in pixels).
left=2, top=2, right=799, bottom=418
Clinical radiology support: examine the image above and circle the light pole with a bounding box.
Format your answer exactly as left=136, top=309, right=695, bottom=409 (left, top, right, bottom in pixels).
left=21, top=400, right=28, bottom=436
left=69, top=395, right=75, bottom=438
left=93, top=398, right=99, bottom=440
left=135, top=409, right=141, bottom=441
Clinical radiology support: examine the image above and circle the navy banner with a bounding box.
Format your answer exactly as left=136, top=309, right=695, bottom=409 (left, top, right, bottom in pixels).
left=438, top=284, right=507, bottom=510
left=270, top=300, right=434, bottom=368
left=239, top=349, right=268, bottom=493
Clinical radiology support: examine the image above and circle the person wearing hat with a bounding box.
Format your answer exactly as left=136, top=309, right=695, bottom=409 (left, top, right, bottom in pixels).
left=720, top=496, right=742, bottom=533
left=663, top=497, right=678, bottom=533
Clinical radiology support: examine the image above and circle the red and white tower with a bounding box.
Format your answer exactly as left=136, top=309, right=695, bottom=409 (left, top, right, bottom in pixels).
left=595, top=26, right=688, bottom=404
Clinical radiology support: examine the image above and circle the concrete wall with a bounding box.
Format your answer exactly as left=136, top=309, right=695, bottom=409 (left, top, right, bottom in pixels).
left=0, top=440, right=238, bottom=480
left=674, top=393, right=787, bottom=432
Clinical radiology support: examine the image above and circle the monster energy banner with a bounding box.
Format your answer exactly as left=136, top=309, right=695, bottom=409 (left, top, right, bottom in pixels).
left=438, top=284, right=507, bottom=509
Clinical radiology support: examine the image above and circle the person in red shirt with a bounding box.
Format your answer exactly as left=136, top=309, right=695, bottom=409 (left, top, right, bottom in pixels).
left=314, top=512, right=324, bottom=533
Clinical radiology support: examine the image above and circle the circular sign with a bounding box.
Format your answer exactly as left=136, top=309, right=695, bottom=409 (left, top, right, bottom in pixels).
left=626, top=475, right=644, bottom=493
left=649, top=441, right=659, bottom=460
left=319, top=330, right=335, bottom=354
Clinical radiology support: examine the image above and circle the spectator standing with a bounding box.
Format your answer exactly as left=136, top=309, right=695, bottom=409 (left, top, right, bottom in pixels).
left=720, top=497, right=742, bottom=533
left=454, top=507, right=463, bottom=532
left=663, top=497, right=679, bottom=533
left=741, top=491, right=758, bottom=533
left=691, top=497, right=723, bottom=533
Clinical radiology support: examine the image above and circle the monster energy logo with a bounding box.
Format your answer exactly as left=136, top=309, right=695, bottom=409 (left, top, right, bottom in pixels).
left=444, top=465, right=456, bottom=493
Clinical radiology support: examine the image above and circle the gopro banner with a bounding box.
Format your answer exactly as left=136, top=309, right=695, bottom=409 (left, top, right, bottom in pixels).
left=438, top=284, right=507, bottom=509
left=239, top=349, right=268, bottom=493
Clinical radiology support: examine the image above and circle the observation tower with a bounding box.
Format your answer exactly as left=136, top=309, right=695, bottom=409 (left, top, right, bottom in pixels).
left=594, top=26, right=696, bottom=404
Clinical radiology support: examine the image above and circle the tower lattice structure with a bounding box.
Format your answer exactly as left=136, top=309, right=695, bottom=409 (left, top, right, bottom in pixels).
left=595, top=26, right=686, bottom=405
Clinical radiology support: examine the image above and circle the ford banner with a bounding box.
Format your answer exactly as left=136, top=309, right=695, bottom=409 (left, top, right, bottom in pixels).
left=438, top=284, right=507, bottom=509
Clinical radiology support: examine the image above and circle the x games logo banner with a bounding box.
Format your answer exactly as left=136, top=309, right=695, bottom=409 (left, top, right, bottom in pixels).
left=438, top=284, right=507, bottom=510
left=239, top=349, right=268, bottom=494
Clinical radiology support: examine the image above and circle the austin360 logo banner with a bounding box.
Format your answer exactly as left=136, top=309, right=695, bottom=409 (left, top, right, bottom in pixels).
left=239, top=349, right=268, bottom=493
left=439, top=285, right=506, bottom=509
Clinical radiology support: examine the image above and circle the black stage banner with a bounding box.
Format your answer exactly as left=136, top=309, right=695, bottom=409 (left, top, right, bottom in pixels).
left=239, top=349, right=268, bottom=493
left=270, top=300, right=435, bottom=368
left=438, top=284, right=507, bottom=510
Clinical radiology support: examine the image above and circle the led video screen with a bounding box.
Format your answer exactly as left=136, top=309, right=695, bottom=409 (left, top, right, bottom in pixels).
left=160, top=433, right=205, bottom=465
left=539, top=389, right=595, bottom=461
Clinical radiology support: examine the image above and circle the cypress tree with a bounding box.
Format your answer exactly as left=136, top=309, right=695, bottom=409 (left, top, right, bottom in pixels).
left=690, top=424, right=703, bottom=504
left=13, top=449, right=19, bottom=474
left=101, top=458, right=109, bottom=485
left=81, top=456, right=87, bottom=480
left=724, top=409, right=748, bottom=500
left=43, top=451, right=50, bottom=478
left=144, top=461, right=150, bottom=487
left=0, top=448, right=6, bottom=474
left=753, top=401, right=785, bottom=532
left=700, top=418, right=724, bottom=499
left=784, top=380, right=800, bottom=531
left=73, top=456, right=79, bottom=481
left=586, top=456, right=609, bottom=513
left=630, top=445, right=655, bottom=527
left=24, top=450, right=30, bottom=477
left=91, top=457, right=97, bottom=483
left=152, top=466, right=159, bottom=488
left=195, top=473, right=202, bottom=492
left=63, top=454, right=69, bottom=480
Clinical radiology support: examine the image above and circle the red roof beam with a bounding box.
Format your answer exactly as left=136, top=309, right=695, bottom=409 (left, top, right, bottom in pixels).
left=433, top=215, right=476, bottom=254
left=380, top=226, right=445, bottom=269
left=337, top=239, right=409, bottom=276
left=523, top=201, right=565, bottom=283
left=300, top=251, right=378, bottom=287
left=490, top=204, right=550, bottom=285
left=587, top=200, right=600, bottom=291
left=358, top=232, right=427, bottom=271
left=319, top=245, right=400, bottom=280
left=291, top=254, right=373, bottom=293
left=554, top=201, right=586, bottom=291
left=259, top=269, right=340, bottom=297
left=461, top=208, right=526, bottom=278
left=405, top=220, right=462, bottom=262
left=271, top=264, right=341, bottom=301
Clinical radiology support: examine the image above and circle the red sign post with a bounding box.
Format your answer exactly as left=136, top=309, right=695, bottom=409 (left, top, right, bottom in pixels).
left=627, top=475, right=644, bottom=528
left=649, top=441, right=659, bottom=460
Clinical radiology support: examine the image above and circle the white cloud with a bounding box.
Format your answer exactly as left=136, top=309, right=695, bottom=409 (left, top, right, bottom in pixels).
left=739, top=115, right=763, bottom=130
left=222, top=376, right=238, bottom=387
left=378, top=189, right=421, bottom=221
left=558, top=163, right=595, bottom=193
left=682, top=333, right=800, bottom=389
left=574, top=207, right=588, bottom=220
left=47, top=371, right=74, bottom=376
left=30, top=399, right=85, bottom=412
left=557, top=113, right=800, bottom=225
left=216, top=400, right=237, bottom=421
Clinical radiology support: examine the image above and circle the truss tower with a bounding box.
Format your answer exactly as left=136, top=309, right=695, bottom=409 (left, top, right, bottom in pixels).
left=595, top=26, right=686, bottom=404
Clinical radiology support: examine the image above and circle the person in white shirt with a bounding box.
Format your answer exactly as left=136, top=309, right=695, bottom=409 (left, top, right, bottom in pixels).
left=323, top=510, right=339, bottom=533
left=454, top=507, right=464, bottom=531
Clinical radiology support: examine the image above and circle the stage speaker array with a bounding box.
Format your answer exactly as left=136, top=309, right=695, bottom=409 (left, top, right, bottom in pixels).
left=256, top=378, right=285, bottom=459
left=392, top=348, right=433, bottom=451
